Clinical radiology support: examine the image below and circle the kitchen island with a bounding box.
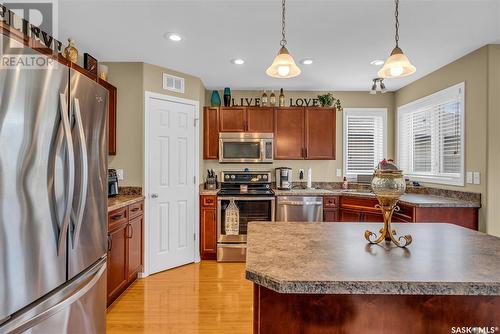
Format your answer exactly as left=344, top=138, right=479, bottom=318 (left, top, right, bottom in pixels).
left=246, top=222, right=500, bottom=334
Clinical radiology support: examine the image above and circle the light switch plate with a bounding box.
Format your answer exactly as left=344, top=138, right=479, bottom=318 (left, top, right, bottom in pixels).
left=116, top=169, right=124, bottom=181
left=473, top=172, right=480, bottom=185
left=466, top=172, right=473, bottom=184
left=336, top=169, right=342, bottom=177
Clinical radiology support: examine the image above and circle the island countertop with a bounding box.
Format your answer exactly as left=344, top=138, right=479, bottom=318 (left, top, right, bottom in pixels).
left=245, top=222, right=500, bottom=296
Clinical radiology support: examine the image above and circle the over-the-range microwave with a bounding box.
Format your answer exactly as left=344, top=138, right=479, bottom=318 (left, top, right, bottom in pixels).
left=219, top=132, right=273, bottom=163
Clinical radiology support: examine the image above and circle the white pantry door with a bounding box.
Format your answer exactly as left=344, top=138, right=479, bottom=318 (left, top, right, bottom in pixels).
left=148, top=96, right=196, bottom=274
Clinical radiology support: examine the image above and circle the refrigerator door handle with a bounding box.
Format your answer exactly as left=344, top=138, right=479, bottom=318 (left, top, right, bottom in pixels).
left=57, top=93, right=75, bottom=255
left=71, top=98, right=88, bottom=248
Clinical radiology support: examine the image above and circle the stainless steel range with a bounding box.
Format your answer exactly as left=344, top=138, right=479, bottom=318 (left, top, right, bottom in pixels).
left=217, top=171, right=275, bottom=262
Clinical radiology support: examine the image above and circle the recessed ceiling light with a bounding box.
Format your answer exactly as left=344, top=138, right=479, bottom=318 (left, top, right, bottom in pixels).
left=231, top=58, right=245, bottom=65
left=300, top=59, right=314, bottom=65
left=165, top=33, right=183, bottom=42
left=370, top=59, right=385, bottom=66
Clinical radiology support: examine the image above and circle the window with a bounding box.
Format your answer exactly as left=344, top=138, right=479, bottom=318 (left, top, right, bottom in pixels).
left=397, top=82, right=465, bottom=186
left=343, top=108, right=387, bottom=178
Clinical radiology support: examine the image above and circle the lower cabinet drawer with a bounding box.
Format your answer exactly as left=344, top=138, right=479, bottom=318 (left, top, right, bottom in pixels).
left=108, top=207, right=128, bottom=231
left=129, top=201, right=143, bottom=219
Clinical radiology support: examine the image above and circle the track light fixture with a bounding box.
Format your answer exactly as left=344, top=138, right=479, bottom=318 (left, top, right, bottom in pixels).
left=369, top=78, right=387, bottom=95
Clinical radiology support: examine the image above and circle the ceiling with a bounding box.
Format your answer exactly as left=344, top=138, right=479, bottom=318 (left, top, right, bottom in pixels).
left=58, top=0, right=500, bottom=91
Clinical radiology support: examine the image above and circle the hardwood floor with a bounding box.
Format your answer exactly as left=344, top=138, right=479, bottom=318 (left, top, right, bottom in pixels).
left=106, top=261, right=253, bottom=334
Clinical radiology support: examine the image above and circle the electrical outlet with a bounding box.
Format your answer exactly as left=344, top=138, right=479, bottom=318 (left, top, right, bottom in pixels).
left=473, top=172, right=480, bottom=185
left=298, top=169, right=305, bottom=180
left=466, top=172, right=473, bottom=184
left=336, top=169, right=342, bottom=177
left=116, top=169, right=124, bottom=181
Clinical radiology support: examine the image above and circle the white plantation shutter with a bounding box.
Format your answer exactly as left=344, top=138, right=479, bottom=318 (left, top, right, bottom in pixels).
left=397, top=82, right=464, bottom=186
left=344, top=109, right=387, bottom=177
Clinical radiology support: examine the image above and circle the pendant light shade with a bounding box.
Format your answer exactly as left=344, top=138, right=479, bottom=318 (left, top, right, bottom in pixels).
left=378, top=46, right=416, bottom=78
left=266, top=46, right=301, bottom=78
left=266, top=0, right=301, bottom=79
left=378, top=0, right=416, bottom=79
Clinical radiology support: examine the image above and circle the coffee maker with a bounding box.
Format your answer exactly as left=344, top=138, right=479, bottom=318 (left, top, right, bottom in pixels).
left=108, top=169, right=119, bottom=197
left=275, top=167, right=293, bottom=190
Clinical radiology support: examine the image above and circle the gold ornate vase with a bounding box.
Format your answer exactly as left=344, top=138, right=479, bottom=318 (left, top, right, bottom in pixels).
left=364, top=160, right=412, bottom=247
left=64, top=38, right=78, bottom=63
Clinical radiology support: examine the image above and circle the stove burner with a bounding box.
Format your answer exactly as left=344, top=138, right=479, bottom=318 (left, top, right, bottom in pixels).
left=218, top=171, right=273, bottom=197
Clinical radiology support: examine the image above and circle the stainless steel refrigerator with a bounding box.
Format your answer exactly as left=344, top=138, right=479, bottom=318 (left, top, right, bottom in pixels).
left=0, top=34, right=108, bottom=333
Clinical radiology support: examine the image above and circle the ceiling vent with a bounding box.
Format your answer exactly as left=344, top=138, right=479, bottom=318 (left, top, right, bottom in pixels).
left=163, top=73, right=185, bottom=93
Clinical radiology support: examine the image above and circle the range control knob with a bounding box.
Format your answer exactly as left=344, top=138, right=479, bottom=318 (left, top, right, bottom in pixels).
left=257, top=175, right=262, bottom=179
left=225, top=174, right=230, bottom=179
left=230, top=175, right=236, bottom=179
left=263, top=175, right=268, bottom=180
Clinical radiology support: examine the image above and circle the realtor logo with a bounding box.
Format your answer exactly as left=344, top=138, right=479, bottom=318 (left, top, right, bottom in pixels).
left=451, top=327, right=499, bottom=334
left=0, top=1, right=60, bottom=69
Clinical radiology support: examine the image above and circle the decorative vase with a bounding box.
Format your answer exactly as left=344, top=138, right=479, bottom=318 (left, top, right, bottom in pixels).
left=364, top=159, right=412, bottom=248
left=98, top=64, right=108, bottom=81
left=210, top=90, right=221, bottom=107
left=63, top=38, right=78, bottom=63
left=223, top=87, right=231, bottom=107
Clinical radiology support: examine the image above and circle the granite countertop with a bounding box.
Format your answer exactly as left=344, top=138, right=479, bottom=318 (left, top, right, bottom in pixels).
left=273, top=188, right=480, bottom=208
left=246, top=222, right=500, bottom=296
left=108, top=194, right=145, bottom=212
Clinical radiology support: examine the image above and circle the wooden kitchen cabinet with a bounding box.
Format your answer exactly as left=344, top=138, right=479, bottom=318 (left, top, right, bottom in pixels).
left=97, top=78, right=117, bottom=155
left=323, top=195, right=339, bottom=222
left=246, top=107, right=274, bottom=133
left=200, top=195, right=217, bottom=260
left=127, top=216, right=143, bottom=281
left=219, top=107, right=246, bottom=132
left=339, top=208, right=363, bottom=222
left=305, top=108, right=336, bottom=159
left=337, top=195, right=477, bottom=229
left=107, top=221, right=128, bottom=305
left=107, top=200, right=144, bottom=307
left=274, top=107, right=305, bottom=159
left=203, top=107, right=219, bottom=160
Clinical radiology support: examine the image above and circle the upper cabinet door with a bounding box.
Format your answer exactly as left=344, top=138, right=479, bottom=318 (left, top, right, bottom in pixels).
left=246, top=107, right=274, bottom=133
left=275, top=107, right=305, bottom=159
left=203, top=107, right=219, bottom=159
left=219, top=107, right=246, bottom=132
left=97, top=78, right=117, bottom=155
left=305, top=108, right=336, bottom=160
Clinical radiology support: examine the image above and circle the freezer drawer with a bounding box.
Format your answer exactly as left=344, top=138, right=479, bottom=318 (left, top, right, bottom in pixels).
left=0, top=258, right=106, bottom=334
left=276, top=196, right=323, bottom=222
left=217, top=244, right=246, bottom=262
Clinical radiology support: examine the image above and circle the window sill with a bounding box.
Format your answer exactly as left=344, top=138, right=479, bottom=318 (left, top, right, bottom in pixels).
left=406, top=175, right=465, bottom=187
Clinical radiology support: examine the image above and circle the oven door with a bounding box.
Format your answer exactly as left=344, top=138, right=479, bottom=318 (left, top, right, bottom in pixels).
left=219, top=138, right=264, bottom=163
left=217, top=196, right=275, bottom=243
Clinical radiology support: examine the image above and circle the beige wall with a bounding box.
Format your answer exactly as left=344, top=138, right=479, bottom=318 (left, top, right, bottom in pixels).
left=106, top=62, right=205, bottom=187
left=106, top=62, right=144, bottom=187
left=487, top=45, right=500, bottom=236
left=204, top=91, right=395, bottom=182
left=394, top=46, right=495, bottom=234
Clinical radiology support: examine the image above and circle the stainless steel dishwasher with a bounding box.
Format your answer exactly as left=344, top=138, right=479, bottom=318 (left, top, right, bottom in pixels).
left=276, top=196, right=323, bottom=222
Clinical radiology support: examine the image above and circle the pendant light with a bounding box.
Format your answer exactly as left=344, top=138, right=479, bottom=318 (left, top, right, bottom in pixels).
left=266, top=0, right=301, bottom=79
left=378, top=0, right=416, bottom=78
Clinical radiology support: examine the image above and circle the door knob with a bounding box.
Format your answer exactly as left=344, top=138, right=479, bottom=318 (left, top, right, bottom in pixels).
left=151, top=193, right=158, bottom=198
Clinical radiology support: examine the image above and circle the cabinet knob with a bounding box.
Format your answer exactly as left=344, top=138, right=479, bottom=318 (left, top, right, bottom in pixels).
left=151, top=193, right=158, bottom=198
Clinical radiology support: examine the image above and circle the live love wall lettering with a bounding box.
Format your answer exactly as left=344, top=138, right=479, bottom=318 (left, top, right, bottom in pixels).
left=0, top=4, right=63, bottom=53
left=231, top=97, right=320, bottom=107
